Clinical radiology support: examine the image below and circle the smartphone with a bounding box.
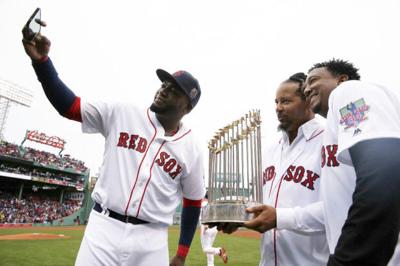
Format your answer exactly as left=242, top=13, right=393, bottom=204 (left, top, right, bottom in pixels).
left=23, top=8, right=41, bottom=42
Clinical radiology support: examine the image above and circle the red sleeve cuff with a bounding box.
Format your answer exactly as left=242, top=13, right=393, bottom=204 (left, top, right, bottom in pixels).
left=33, top=56, right=49, bottom=64
left=182, top=198, right=202, bottom=208
left=39, top=56, right=49, bottom=62
left=64, top=96, right=82, bottom=122
left=176, top=244, right=190, bottom=258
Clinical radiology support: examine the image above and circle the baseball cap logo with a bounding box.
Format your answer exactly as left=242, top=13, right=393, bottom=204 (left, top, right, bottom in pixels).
left=173, top=71, right=185, bottom=77
left=190, top=88, right=198, bottom=99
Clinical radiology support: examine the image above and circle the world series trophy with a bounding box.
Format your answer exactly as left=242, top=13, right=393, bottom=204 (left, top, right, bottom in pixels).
left=201, top=110, right=263, bottom=224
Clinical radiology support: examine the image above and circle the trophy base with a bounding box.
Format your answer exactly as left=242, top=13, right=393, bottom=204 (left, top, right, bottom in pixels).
left=201, top=201, right=261, bottom=223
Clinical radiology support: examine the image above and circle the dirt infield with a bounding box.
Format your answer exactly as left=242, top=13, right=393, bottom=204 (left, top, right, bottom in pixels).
left=232, top=229, right=261, bottom=239
left=29, top=225, right=83, bottom=231
left=0, top=225, right=260, bottom=240
left=171, top=226, right=261, bottom=239
left=0, top=233, right=71, bottom=240
left=0, top=225, right=84, bottom=230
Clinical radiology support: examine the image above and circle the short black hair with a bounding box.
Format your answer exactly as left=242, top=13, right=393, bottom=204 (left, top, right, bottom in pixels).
left=308, top=58, right=361, bottom=80
left=284, top=72, right=307, bottom=101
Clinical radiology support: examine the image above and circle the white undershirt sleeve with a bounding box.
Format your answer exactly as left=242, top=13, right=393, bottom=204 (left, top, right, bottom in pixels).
left=276, top=201, right=324, bottom=233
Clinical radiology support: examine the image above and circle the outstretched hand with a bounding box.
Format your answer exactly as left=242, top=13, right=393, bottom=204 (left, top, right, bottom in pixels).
left=243, top=205, right=277, bottom=233
left=22, top=20, right=50, bottom=61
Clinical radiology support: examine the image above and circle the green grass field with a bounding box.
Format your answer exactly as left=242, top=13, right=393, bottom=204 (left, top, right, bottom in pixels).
left=0, top=226, right=260, bottom=266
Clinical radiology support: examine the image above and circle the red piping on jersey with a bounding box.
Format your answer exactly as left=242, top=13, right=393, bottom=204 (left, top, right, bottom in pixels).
left=124, top=108, right=158, bottom=215
left=130, top=110, right=192, bottom=217
left=172, top=129, right=191, bottom=142
left=268, top=173, right=277, bottom=199
left=136, top=140, right=166, bottom=217
left=268, top=130, right=323, bottom=265
left=268, top=138, right=283, bottom=199
left=273, top=229, right=278, bottom=266
left=272, top=172, right=285, bottom=266
left=135, top=128, right=192, bottom=217
left=273, top=174, right=285, bottom=208
left=306, top=129, right=324, bottom=142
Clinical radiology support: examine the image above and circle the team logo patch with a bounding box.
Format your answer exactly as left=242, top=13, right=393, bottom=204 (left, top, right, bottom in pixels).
left=339, top=98, right=369, bottom=135
left=190, top=88, right=198, bottom=99
left=173, top=71, right=185, bottom=77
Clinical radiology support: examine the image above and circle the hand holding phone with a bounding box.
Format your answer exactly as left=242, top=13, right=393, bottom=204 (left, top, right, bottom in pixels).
left=22, top=8, right=50, bottom=61
left=22, top=8, right=42, bottom=42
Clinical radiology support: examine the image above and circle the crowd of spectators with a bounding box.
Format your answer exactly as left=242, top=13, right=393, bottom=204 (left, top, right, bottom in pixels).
left=0, top=163, right=84, bottom=189
left=0, top=141, right=88, bottom=173
left=0, top=141, right=20, bottom=157
left=0, top=191, right=81, bottom=224
left=0, top=164, right=31, bottom=176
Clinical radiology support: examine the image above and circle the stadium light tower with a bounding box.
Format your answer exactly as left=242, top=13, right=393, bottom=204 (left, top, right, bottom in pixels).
left=0, top=78, right=33, bottom=139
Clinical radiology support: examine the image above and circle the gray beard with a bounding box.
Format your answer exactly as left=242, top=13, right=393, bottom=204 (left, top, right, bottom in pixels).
left=277, top=123, right=289, bottom=132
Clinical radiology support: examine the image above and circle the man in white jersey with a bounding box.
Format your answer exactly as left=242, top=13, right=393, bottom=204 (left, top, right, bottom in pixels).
left=200, top=195, right=228, bottom=266
left=220, top=73, right=329, bottom=265
left=304, top=59, right=400, bottom=265
left=22, top=22, right=205, bottom=266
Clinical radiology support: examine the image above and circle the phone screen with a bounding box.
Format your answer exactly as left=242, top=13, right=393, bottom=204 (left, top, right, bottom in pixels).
left=24, top=8, right=41, bottom=41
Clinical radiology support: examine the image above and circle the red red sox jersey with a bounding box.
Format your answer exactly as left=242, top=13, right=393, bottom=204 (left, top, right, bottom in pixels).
left=81, top=101, right=206, bottom=225
left=321, top=80, right=400, bottom=265
left=261, top=118, right=329, bottom=266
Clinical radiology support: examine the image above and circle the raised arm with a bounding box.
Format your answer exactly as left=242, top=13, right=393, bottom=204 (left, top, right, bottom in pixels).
left=22, top=23, right=81, bottom=122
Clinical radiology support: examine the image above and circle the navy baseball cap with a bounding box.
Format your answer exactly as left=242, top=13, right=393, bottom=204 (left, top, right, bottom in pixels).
left=156, top=69, right=201, bottom=108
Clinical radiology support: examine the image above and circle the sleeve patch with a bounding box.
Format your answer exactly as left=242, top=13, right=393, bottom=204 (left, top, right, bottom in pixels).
left=339, top=98, right=370, bottom=135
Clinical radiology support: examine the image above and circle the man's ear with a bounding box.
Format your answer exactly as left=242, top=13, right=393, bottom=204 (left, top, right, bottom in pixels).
left=337, top=74, right=349, bottom=85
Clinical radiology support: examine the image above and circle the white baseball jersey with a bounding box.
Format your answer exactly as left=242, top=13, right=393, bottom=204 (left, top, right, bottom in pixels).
left=321, top=80, right=400, bottom=264
left=261, top=117, right=329, bottom=266
left=81, top=101, right=205, bottom=225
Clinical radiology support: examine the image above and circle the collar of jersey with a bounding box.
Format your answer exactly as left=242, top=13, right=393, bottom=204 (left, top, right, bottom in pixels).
left=148, top=109, right=190, bottom=142
left=281, top=117, right=323, bottom=144
left=299, top=117, right=324, bottom=141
